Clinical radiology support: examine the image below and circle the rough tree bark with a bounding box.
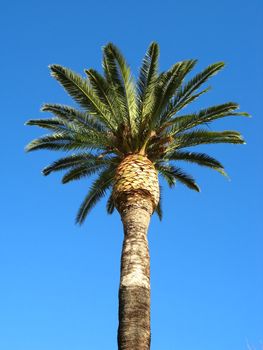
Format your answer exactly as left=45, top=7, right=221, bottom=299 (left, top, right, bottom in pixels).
left=117, top=193, right=153, bottom=350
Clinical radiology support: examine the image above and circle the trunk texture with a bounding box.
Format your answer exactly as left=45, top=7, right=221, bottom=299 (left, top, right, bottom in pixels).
left=117, top=193, right=153, bottom=350
left=113, top=154, right=159, bottom=350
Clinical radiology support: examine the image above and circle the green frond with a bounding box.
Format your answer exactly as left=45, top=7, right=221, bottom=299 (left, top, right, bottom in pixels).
left=25, top=133, right=83, bottom=152
left=155, top=201, right=163, bottom=220
left=169, top=102, right=250, bottom=135
left=167, top=150, right=223, bottom=168
left=25, top=128, right=113, bottom=152
left=154, top=186, right=162, bottom=220
left=137, top=42, right=159, bottom=122
left=49, top=65, right=116, bottom=130
left=26, top=117, right=92, bottom=136
left=166, top=151, right=227, bottom=175
left=26, top=115, right=113, bottom=149
left=172, top=167, right=200, bottom=191
left=148, top=59, right=197, bottom=128
left=161, top=87, right=211, bottom=122
left=103, top=43, right=137, bottom=138
left=62, top=163, right=106, bottom=184
left=85, top=69, right=120, bottom=124
left=172, top=62, right=225, bottom=113
left=76, top=167, right=115, bottom=224
left=173, top=130, right=245, bottom=150
left=42, top=153, right=114, bottom=175
left=25, top=118, right=63, bottom=131
left=42, top=103, right=105, bottom=131
left=102, top=51, right=127, bottom=121
left=25, top=42, right=248, bottom=224
left=106, top=193, right=115, bottom=214
left=157, top=164, right=200, bottom=191
left=156, top=164, right=176, bottom=187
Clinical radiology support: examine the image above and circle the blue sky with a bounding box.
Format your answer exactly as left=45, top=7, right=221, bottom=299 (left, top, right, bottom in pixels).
left=0, top=0, right=262, bottom=349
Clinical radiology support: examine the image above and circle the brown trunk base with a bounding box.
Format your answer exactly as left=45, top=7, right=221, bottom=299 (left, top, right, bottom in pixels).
left=118, top=286, right=151, bottom=350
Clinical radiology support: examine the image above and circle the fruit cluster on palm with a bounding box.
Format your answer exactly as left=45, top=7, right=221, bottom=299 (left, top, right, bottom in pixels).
left=26, top=42, right=248, bottom=350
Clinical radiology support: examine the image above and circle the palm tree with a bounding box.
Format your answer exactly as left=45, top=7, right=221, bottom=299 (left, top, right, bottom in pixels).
left=26, top=42, right=248, bottom=350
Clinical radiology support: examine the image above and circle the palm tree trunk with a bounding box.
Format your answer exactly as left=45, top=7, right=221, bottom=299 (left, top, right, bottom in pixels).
left=117, top=193, right=153, bottom=350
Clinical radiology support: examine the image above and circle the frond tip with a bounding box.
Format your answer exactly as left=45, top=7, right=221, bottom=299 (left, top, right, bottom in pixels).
left=156, top=164, right=200, bottom=192
left=106, top=193, right=115, bottom=214
left=76, top=167, right=115, bottom=224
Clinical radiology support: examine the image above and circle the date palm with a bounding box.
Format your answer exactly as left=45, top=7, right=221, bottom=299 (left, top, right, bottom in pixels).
left=26, top=42, right=248, bottom=350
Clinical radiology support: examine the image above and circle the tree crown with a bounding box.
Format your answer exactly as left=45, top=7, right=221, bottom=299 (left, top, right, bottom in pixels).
left=26, top=42, right=249, bottom=223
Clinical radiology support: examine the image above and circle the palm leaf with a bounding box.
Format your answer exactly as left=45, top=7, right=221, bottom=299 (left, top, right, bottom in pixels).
left=172, top=62, right=225, bottom=113
left=167, top=151, right=223, bottom=168
left=25, top=133, right=84, bottom=152
left=169, top=102, right=250, bottom=135
left=25, top=128, right=112, bottom=152
left=137, top=42, right=159, bottom=122
left=166, top=151, right=227, bottom=176
left=42, top=153, right=115, bottom=175
left=106, top=193, right=115, bottom=214
left=76, top=167, right=115, bottom=224
left=103, top=43, right=137, bottom=137
left=49, top=65, right=116, bottom=130
left=62, top=163, right=106, bottom=184
left=148, top=59, right=197, bottom=128
left=25, top=42, right=248, bottom=223
left=157, top=164, right=200, bottom=191
left=173, top=130, right=245, bottom=150
left=161, top=87, right=211, bottom=122
left=172, top=167, right=200, bottom=191
left=42, top=103, right=105, bottom=131
left=26, top=115, right=112, bottom=149
left=154, top=186, right=163, bottom=220
left=85, top=68, right=120, bottom=124
left=25, top=118, right=63, bottom=131
left=156, top=164, right=176, bottom=187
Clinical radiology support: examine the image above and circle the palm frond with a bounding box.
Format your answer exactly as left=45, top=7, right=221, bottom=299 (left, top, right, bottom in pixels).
left=171, top=62, right=225, bottom=114
left=103, top=43, right=137, bottom=137
left=156, top=164, right=176, bottom=187
left=157, top=164, right=200, bottom=191
left=168, top=102, right=250, bottom=135
left=25, top=118, right=63, bottom=131
left=76, top=167, right=115, bottom=224
left=167, top=150, right=223, bottom=168
left=42, top=153, right=115, bottom=175
left=102, top=52, right=127, bottom=122
left=172, top=167, right=200, bottom=191
left=106, top=193, right=115, bottom=214
left=166, top=151, right=227, bottom=175
left=25, top=42, right=248, bottom=223
left=49, top=65, right=116, bottom=130
left=25, top=133, right=84, bottom=152
left=26, top=117, right=90, bottom=136
left=161, top=87, right=211, bottom=122
left=137, top=42, right=159, bottom=122
left=85, top=69, right=120, bottom=124
left=26, top=115, right=114, bottom=150
left=62, top=163, right=106, bottom=184
left=25, top=128, right=113, bottom=152
left=154, top=186, right=162, bottom=220
left=42, top=103, right=105, bottom=131
left=148, top=59, right=197, bottom=128
left=172, top=130, right=245, bottom=150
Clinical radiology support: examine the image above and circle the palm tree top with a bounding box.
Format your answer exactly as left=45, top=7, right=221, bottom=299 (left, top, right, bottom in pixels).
left=25, top=42, right=249, bottom=223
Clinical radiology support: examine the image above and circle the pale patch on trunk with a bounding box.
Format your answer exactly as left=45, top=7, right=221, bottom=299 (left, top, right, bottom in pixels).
left=120, top=214, right=151, bottom=288
left=121, top=263, right=150, bottom=289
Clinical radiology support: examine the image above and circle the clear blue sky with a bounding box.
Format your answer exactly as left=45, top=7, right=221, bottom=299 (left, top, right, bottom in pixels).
left=0, top=0, right=262, bottom=349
